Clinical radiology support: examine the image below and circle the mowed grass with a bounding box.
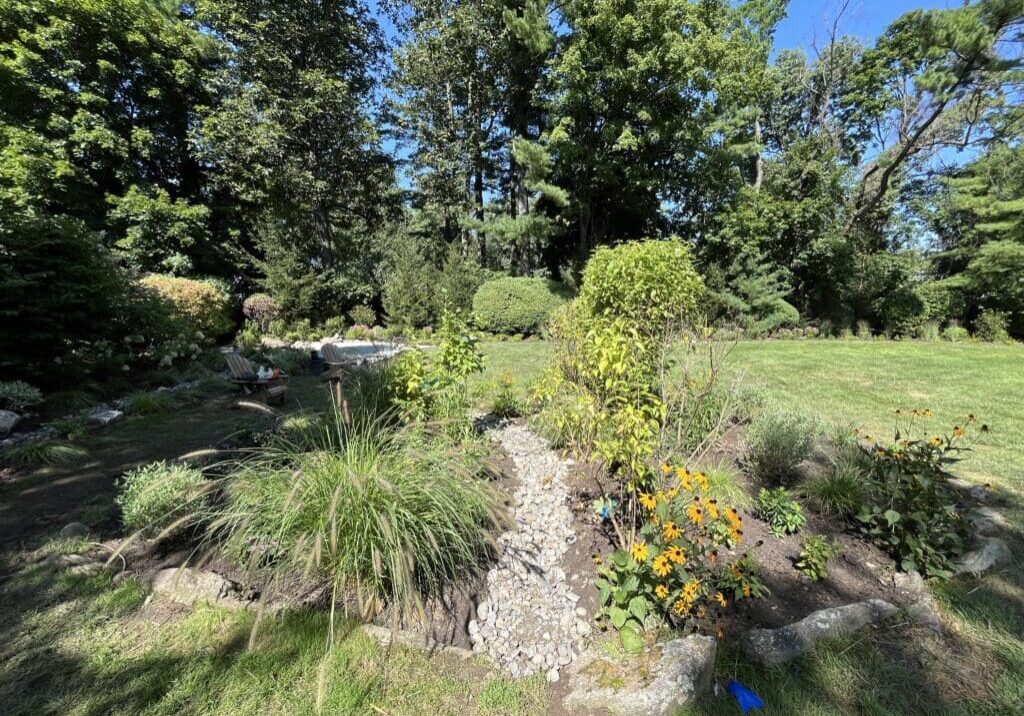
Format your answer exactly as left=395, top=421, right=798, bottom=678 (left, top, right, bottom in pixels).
left=0, top=554, right=546, bottom=716
left=724, top=340, right=1024, bottom=494
left=476, top=338, right=1024, bottom=716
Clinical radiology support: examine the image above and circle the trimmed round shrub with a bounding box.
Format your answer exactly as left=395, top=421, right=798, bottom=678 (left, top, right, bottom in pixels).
left=242, top=293, right=281, bottom=332
left=139, top=275, right=234, bottom=340
left=472, top=277, right=570, bottom=335
left=116, top=461, right=208, bottom=537
left=881, top=287, right=927, bottom=337
left=578, top=239, right=703, bottom=328
left=756, top=300, right=800, bottom=335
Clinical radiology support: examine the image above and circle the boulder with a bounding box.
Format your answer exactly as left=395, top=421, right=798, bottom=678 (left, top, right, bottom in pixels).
left=954, top=537, right=1011, bottom=576
left=150, top=567, right=250, bottom=609
left=892, top=571, right=942, bottom=634
left=563, top=635, right=716, bottom=716
left=87, top=408, right=123, bottom=426
left=0, top=410, right=20, bottom=435
left=60, top=522, right=90, bottom=538
left=743, top=599, right=898, bottom=667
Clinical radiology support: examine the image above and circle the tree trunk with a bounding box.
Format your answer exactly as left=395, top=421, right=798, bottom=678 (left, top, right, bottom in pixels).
left=753, top=116, right=764, bottom=192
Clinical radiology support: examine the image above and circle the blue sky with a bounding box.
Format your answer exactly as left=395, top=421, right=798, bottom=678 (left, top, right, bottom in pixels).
left=774, top=0, right=959, bottom=52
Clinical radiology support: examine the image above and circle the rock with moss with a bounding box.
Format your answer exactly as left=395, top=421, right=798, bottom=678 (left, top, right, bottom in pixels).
left=563, top=635, right=716, bottom=716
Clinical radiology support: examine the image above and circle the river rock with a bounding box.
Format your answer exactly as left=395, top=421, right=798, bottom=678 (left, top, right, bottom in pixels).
left=563, top=635, right=716, bottom=716
left=0, top=410, right=20, bottom=435
left=743, top=599, right=898, bottom=666
left=87, top=408, right=123, bottom=426
left=60, top=522, right=90, bottom=538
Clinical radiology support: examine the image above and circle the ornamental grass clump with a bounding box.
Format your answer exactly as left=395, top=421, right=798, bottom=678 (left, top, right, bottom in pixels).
left=208, top=410, right=507, bottom=619
left=116, top=460, right=209, bottom=537
left=746, top=409, right=820, bottom=483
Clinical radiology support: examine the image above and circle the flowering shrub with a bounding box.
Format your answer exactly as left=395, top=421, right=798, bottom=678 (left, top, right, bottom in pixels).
left=595, top=465, right=765, bottom=649
left=242, top=293, right=281, bottom=332
left=854, top=410, right=978, bottom=577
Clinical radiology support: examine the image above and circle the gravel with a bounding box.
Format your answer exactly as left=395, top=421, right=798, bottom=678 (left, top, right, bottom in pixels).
left=469, top=421, right=590, bottom=681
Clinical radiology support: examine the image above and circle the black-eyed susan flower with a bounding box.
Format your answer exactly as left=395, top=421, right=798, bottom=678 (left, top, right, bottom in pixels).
left=655, top=584, right=669, bottom=600
left=662, top=521, right=681, bottom=541
left=714, top=591, right=727, bottom=607
left=639, top=492, right=657, bottom=510
left=667, top=545, right=686, bottom=564
left=629, top=541, right=649, bottom=562
left=652, top=553, right=671, bottom=577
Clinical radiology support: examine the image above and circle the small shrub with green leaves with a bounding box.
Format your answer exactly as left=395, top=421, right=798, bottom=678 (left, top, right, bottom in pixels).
left=941, top=321, right=970, bottom=342
left=578, top=239, right=703, bottom=330
left=349, top=304, right=376, bottom=327
left=234, top=322, right=262, bottom=351
left=757, top=487, right=806, bottom=536
left=322, top=316, right=346, bottom=335
left=46, top=415, right=89, bottom=441
left=975, top=310, right=1011, bottom=343
left=0, top=380, right=44, bottom=412
left=746, top=410, right=820, bottom=483
left=854, top=413, right=974, bottom=577
left=472, top=276, right=570, bottom=335
left=796, top=535, right=842, bottom=581
left=490, top=371, right=521, bottom=418
left=139, top=274, right=234, bottom=339
left=117, top=461, right=208, bottom=537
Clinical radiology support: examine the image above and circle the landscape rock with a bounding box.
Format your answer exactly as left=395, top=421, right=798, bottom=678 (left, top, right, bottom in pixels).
left=60, top=522, right=90, bottom=538
left=954, top=537, right=1011, bottom=576
left=150, top=567, right=250, bottom=609
left=0, top=410, right=21, bottom=435
left=362, top=624, right=475, bottom=660
left=967, top=507, right=1009, bottom=535
left=892, top=571, right=942, bottom=634
left=563, top=635, right=716, bottom=716
left=947, top=478, right=992, bottom=503
left=87, top=408, right=124, bottom=426
left=743, top=599, right=898, bottom=667
left=1, top=426, right=58, bottom=449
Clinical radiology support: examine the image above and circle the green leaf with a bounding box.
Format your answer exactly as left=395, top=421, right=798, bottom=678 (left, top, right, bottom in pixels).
left=628, top=596, right=648, bottom=621
left=610, top=606, right=629, bottom=629
left=619, top=624, right=644, bottom=654
left=884, top=509, right=901, bottom=526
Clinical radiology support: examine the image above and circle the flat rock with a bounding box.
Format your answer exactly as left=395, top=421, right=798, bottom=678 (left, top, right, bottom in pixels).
left=954, top=537, right=1011, bottom=576
left=563, top=635, right=716, bottom=716
left=0, top=410, right=20, bottom=435
left=892, top=571, right=942, bottom=634
left=87, top=408, right=123, bottom=426
left=150, top=567, right=249, bottom=609
left=60, top=522, right=90, bottom=538
left=743, top=599, right=898, bottom=667
left=967, top=507, right=1008, bottom=535
left=362, top=624, right=475, bottom=660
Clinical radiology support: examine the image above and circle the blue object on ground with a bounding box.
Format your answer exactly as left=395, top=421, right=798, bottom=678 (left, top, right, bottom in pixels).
left=726, top=679, right=765, bottom=713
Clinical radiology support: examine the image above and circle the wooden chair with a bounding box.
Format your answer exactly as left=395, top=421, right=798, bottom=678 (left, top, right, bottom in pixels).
left=318, top=343, right=350, bottom=405
left=225, top=353, right=289, bottom=404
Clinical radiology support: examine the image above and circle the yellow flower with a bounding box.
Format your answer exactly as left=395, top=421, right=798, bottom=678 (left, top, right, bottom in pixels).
left=662, top=521, right=681, bottom=541
left=674, top=466, right=689, bottom=480
left=694, top=472, right=709, bottom=491
left=665, top=487, right=679, bottom=499
left=686, top=500, right=704, bottom=526
left=742, top=582, right=752, bottom=598
left=952, top=426, right=965, bottom=438
left=677, top=469, right=692, bottom=491
left=706, top=500, right=719, bottom=520
left=725, top=508, right=742, bottom=529
left=929, top=436, right=942, bottom=447
left=629, top=541, right=649, bottom=562
left=673, top=597, right=690, bottom=615
left=661, top=463, right=672, bottom=474
left=639, top=492, right=657, bottom=511
left=592, top=555, right=603, bottom=565
left=714, top=591, right=727, bottom=607
left=655, top=584, right=669, bottom=600
left=667, top=545, right=686, bottom=564
left=652, top=553, right=672, bottom=577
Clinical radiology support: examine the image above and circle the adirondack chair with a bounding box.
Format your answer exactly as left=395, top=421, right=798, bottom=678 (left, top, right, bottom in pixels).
left=318, top=342, right=350, bottom=405
left=225, top=353, right=289, bottom=404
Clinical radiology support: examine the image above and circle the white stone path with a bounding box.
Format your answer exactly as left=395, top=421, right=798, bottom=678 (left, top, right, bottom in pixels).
left=468, top=422, right=591, bottom=682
